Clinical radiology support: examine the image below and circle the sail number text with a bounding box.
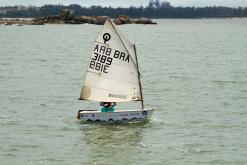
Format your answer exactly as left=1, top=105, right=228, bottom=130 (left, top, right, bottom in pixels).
left=89, top=52, right=112, bottom=73
left=89, top=43, right=130, bottom=73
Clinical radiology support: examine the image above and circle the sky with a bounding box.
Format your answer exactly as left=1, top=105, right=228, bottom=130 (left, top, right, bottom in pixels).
left=1, top=0, right=247, bottom=7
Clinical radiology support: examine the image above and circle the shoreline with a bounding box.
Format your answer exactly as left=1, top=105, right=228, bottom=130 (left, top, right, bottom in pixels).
left=1, top=16, right=246, bottom=26
left=0, top=15, right=157, bottom=25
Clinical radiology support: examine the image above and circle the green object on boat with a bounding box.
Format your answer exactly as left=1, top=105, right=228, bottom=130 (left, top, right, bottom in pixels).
left=101, top=106, right=115, bottom=112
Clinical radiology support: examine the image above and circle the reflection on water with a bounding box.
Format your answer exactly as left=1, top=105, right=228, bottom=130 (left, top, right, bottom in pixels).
left=80, top=122, right=147, bottom=164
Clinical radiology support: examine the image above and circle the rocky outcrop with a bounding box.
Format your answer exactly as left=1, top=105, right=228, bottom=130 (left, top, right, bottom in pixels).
left=31, top=21, right=45, bottom=25
left=32, top=16, right=62, bottom=25
left=115, top=16, right=157, bottom=25
left=1, top=13, right=157, bottom=25
left=134, top=17, right=157, bottom=24
left=30, top=15, right=108, bottom=25
left=78, top=16, right=107, bottom=25
left=31, top=9, right=75, bottom=24
left=114, top=15, right=131, bottom=25
left=0, top=18, right=32, bottom=25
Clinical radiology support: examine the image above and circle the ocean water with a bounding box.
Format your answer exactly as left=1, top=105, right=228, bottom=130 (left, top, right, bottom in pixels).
left=0, top=19, right=247, bottom=164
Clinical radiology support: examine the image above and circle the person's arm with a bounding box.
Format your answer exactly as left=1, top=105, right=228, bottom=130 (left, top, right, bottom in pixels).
left=111, top=102, right=116, bottom=107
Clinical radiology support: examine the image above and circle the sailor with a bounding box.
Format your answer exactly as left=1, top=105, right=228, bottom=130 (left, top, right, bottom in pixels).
left=100, top=102, right=116, bottom=112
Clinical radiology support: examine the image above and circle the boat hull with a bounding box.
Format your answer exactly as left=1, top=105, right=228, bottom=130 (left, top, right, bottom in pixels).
left=77, top=109, right=153, bottom=122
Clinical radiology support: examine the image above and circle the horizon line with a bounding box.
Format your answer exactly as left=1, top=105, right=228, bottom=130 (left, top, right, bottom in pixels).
left=0, top=3, right=246, bottom=9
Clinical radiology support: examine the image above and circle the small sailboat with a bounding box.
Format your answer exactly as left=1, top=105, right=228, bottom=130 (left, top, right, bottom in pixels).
left=77, top=17, right=153, bottom=122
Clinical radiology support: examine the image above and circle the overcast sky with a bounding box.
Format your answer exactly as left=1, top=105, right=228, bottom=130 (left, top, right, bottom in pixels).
left=1, top=0, right=247, bottom=7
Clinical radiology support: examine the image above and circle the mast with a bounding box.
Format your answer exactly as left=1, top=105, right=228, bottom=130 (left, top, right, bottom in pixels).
left=133, top=45, right=144, bottom=110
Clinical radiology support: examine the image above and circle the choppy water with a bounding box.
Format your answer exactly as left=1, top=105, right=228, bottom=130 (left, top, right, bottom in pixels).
left=0, top=19, right=247, bottom=164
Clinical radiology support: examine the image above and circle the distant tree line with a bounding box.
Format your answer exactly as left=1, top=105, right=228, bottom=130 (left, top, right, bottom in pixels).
left=1, top=0, right=247, bottom=18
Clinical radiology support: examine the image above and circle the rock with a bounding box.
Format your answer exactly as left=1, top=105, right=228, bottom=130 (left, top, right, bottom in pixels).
left=32, top=17, right=45, bottom=25
left=78, top=16, right=107, bottom=25
left=72, top=17, right=83, bottom=24
left=78, top=16, right=95, bottom=24
left=46, top=15, right=60, bottom=21
left=31, top=21, right=44, bottom=25
left=90, top=17, right=98, bottom=24
left=113, top=19, right=122, bottom=25
left=32, top=17, right=45, bottom=22
left=114, top=15, right=131, bottom=24
left=32, top=16, right=62, bottom=24
left=130, top=19, right=137, bottom=24
left=135, top=17, right=157, bottom=24
left=78, top=16, right=90, bottom=23
left=114, top=16, right=156, bottom=25
left=95, top=16, right=107, bottom=25
left=78, top=16, right=88, bottom=23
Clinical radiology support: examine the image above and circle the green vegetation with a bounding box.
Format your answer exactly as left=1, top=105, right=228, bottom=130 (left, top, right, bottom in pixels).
left=1, top=0, right=247, bottom=18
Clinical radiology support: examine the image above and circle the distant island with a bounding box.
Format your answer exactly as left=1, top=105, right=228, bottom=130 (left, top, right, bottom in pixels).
left=0, top=14, right=157, bottom=25
left=0, top=0, right=247, bottom=20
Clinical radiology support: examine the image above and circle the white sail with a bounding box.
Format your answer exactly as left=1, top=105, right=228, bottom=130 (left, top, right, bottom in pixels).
left=80, top=18, right=142, bottom=102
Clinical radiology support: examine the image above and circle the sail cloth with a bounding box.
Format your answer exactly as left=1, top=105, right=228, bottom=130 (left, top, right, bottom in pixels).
left=80, top=18, right=142, bottom=102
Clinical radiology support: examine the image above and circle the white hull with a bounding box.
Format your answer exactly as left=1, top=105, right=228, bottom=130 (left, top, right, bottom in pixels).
left=77, top=109, right=153, bottom=122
